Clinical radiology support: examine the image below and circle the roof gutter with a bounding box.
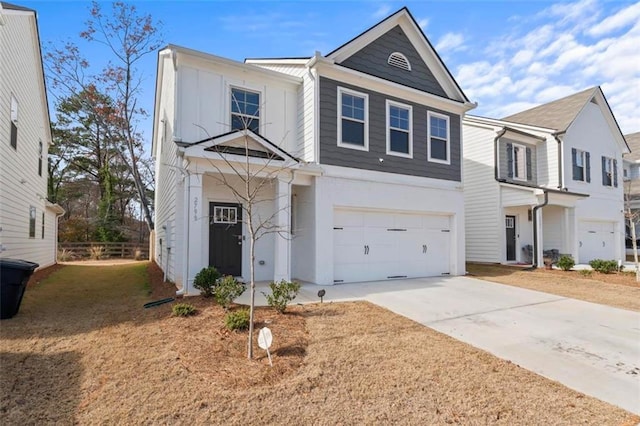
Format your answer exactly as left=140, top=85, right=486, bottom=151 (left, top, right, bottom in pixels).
left=532, top=190, right=549, bottom=267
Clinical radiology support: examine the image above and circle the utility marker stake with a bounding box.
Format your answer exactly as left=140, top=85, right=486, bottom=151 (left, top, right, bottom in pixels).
left=258, top=327, right=273, bottom=367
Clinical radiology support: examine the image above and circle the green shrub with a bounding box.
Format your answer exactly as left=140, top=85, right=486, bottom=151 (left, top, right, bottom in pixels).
left=225, top=308, right=250, bottom=330
left=588, top=259, right=618, bottom=274
left=172, top=303, right=196, bottom=317
left=580, top=269, right=593, bottom=277
left=214, top=275, right=246, bottom=311
left=556, top=255, right=575, bottom=271
left=193, top=267, right=221, bottom=297
left=262, top=280, right=301, bottom=313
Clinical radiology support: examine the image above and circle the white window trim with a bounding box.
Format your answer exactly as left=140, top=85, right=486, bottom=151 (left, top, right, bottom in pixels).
left=337, top=86, right=369, bottom=152
left=511, top=143, right=527, bottom=181
left=385, top=100, right=413, bottom=158
left=10, top=94, right=18, bottom=122
left=427, top=111, right=450, bottom=165
left=228, top=84, right=263, bottom=134
left=574, top=149, right=586, bottom=182
left=603, top=156, right=613, bottom=187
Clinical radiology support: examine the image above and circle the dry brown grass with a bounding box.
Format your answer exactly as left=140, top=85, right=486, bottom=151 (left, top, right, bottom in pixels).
left=1, top=262, right=637, bottom=424
left=467, top=263, right=640, bottom=312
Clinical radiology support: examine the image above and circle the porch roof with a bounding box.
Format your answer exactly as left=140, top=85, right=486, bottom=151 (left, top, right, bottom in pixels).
left=497, top=179, right=589, bottom=198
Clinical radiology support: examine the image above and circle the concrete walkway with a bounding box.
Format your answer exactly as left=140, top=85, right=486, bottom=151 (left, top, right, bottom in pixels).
left=238, top=276, right=640, bottom=414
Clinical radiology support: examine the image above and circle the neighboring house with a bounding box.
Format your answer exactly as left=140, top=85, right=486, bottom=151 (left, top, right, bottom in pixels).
left=622, top=132, right=640, bottom=240
left=463, top=87, right=629, bottom=267
left=0, top=2, right=64, bottom=268
left=153, top=7, right=475, bottom=295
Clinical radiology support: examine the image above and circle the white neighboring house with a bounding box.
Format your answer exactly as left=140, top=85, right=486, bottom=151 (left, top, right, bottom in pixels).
left=463, top=87, right=629, bottom=267
left=622, top=132, right=640, bottom=242
left=0, top=2, right=64, bottom=268
left=153, top=7, right=476, bottom=295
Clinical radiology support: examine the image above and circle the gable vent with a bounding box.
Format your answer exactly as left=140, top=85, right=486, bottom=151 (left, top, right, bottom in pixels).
left=387, top=52, right=411, bottom=71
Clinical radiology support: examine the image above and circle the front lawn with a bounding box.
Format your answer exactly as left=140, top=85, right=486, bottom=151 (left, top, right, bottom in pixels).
left=1, top=262, right=636, bottom=424
left=467, top=263, right=640, bottom=312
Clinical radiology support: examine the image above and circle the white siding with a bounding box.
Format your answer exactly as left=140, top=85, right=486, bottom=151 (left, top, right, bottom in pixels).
left=564, top=102, right=625, bottom=261
left=501, top=186, right=536, bottom=207
left=249, top=63, right=306, bottom=78
left=291, top=184, right=315, bottom=282
left=0, top=9, right=58, bottom=268
left=542, top=205, right=564, bottom=251
left=175, top=56, right=300, bottom=157
left=153, top=53, right=180, bottom=283
left=462, top=123, right=501, bottom=262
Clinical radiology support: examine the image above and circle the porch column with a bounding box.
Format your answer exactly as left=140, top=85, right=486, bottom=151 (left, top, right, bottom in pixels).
left=273, top=177, right=291, bottom=282
left=186, top=172, right=204, bottom=295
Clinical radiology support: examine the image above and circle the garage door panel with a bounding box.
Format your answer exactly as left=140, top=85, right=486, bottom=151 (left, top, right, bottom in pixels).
left=579, top=220, right=616, bottom=262
left=333, top=209, right=452, bottom=283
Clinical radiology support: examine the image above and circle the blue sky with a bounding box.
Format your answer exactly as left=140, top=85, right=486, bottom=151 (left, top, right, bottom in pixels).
left=23, top=0, right=640, bottom=146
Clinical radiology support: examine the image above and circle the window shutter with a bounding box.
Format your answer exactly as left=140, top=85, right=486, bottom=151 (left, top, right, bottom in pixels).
left=571, top=148, right=577, bottom=180
left=601, top=156, right=607, bottom=185
left=585, top=152, right=591, bottom=182
left=526, top=147, right=532, bottom=180
left=506, top=142, right=513, bottom=178
left=614, top=159, right=618, bottom=187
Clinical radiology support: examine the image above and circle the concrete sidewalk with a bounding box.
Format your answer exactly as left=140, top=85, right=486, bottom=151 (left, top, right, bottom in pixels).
left=238, top=276, right=640, bottom=414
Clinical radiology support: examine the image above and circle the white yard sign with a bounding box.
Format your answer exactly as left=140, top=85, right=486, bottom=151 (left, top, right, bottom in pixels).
left=258, top=327, right=273, bottom=367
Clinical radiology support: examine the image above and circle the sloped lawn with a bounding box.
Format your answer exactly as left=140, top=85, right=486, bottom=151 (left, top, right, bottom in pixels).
left=0, top=262, right=637, bottom=425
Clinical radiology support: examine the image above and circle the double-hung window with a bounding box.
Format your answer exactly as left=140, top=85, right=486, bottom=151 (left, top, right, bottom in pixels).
left=230, top=88, right=260, bottom=133
left=386, top=100, right=412, bottom=157
left=572, top=148, right=590, bottom=182
left=602, top=156, right=618, bottom=187
left=512, top=144, right=526, bottom=180
left=427, top=111, right=450, bottom=164
left=338, top=87, right=368, bottom=150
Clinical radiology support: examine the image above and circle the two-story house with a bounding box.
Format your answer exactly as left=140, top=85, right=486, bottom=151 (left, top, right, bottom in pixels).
left=153, top=8, right=476, bottom=295
left=463, top=87, right=629, bottom=267
left=0, top=2, right=64, bottom=268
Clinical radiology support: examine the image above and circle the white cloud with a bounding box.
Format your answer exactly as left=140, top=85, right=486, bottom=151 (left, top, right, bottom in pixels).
left=372, top=4, right=391, bottom=19
left=417, top=17, right=429, bottom=30
left=435, top=32, right=465, bottom=52
left=453, top=0, right=640, bottom=133
left=588, top=2, right=640, bottom=36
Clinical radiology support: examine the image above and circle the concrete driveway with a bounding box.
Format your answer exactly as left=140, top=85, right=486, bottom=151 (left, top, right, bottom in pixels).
left=240, top=276, right=640, bottom=414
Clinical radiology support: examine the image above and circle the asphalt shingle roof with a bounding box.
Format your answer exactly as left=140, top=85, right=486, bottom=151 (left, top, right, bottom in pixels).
left=624, top=132, right=640, bottom=162
left=502, top=87, right=598, bottom=132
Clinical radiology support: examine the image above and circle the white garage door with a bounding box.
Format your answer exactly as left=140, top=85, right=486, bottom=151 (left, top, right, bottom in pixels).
left=333, top=209, right=451, bottom=283
left=579, top=221, right=616, bottom=262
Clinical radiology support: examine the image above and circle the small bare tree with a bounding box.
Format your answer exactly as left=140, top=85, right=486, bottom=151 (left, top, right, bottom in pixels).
left=624, top=178, right=640, bottom=281
left=193, top=96, right=299, bottom=359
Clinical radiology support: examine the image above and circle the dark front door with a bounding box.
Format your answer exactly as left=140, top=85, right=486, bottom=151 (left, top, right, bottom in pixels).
left=505, top=215, right=516, bottom=261
left=209, top=202, right=242, bottom=276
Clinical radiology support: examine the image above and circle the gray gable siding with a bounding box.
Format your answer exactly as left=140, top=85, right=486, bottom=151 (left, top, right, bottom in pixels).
left=319, top=77, right=461, bottom=181
left=498, top=138, right=537, bottom=185
left=339, top=25, right=448, bottom=99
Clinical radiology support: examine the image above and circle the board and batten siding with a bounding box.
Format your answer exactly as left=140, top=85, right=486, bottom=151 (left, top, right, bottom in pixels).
left=339, top=25, right=448, bottom=99
left=462, top=123, right=501, bottom=262
left=318, top=76, right=461, bottom=181
left=0, top=9, right=58, bottom=268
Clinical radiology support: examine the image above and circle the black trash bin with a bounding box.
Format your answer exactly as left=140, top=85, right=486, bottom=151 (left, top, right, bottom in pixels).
left=0, top=259, right=39, bottom=319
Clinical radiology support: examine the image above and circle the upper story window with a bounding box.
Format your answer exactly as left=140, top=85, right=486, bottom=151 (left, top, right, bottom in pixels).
left=602, top=156, right=618, bottom=187
left=231, top=88, right=260, bottom=133
left=427, top=111, right=450, bottom=164
left=387, top=52, right=411, bottom=71
left=338, top=87, right=368, bottom=151
left=38, top=140, right=43, bottom=176
left=10, top=95, right=18, bottom=149
left=572, top=148, right=590, bottom=182
left=29, top=206, right=36, bottom=238
left=386, top=100, right=412, bottom=157
left=507, top=143, right=531, bottom=181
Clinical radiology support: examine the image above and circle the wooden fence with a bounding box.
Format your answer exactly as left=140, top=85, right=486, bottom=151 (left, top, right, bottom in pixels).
left=58, top=242, right=150, bottom=260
